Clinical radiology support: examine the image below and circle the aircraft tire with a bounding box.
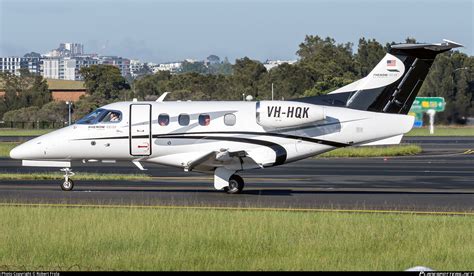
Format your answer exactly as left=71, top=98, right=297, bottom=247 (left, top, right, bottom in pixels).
left=61, top=179, right=74, bottom=191
left=224, top=174, right=244, bottom=194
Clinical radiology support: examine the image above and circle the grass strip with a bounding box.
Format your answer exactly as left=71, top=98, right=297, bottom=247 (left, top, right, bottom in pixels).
left=0, top=205, right=472, bottom=271
left=0, top=142, right=18, bottom=157
left=0, top=172, right=151, bottom=181
left=318, top=144, right=422, bottom=158
left=406, top=126, right=474, bottom=136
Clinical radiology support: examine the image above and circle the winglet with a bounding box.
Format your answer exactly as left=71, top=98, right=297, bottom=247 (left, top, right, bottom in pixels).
left=442, top=39, right=463, bottom=48
left=156, top=92, right=170, bottom=102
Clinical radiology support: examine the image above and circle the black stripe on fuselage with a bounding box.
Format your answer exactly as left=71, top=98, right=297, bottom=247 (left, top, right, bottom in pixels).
left=74, top=131, right=350, bottom=148
left=155, top=131, right=350, bottom=148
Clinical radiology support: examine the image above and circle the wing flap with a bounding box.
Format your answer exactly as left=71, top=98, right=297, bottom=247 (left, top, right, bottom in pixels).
left=185, top=149, right=262, bottom=172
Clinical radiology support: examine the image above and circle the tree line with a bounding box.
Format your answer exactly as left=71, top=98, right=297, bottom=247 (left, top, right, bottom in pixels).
left=1, top=36, right=473, bottom=125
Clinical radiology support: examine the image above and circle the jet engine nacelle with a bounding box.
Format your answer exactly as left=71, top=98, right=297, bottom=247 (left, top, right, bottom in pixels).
left=256, top=101, right=325, bottom=129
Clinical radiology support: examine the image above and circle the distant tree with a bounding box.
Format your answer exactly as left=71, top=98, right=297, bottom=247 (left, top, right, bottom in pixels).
left=232, top=57, right=267, bottom=99
left=80, top=65, right=130, bottom=100
left=181, top=60, right=208, bottom=74
left=2, top=106, right=40, bottom=122
left=297, top=35, right=357, bottom=83
left=206, top=55, right=220, bottom=65
left=167, top=89, right=208, bottom=101
left=258, top=63, right=315, bottom=100
left=167, top=73, right=215, bottom=100
left=217, top=57, right=233, bottom=75
left=0, top=70, right=52, bottom=118
left=355, top=38, right=386, bottom=77
left=38, top=101, right=69, bottom=122
left=420, top=51, right=473, bottom=124
left=134, top=71, right=172, bottom=99
left=303, top=77, right=353, bottom=97
left=26, top=74, right=51, bottom=107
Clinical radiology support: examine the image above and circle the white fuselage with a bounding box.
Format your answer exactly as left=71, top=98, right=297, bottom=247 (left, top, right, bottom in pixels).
left=10, top=100, right=414, bottom=172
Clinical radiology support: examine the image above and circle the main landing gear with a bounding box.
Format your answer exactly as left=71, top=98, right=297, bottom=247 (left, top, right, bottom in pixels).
left=224, top=174, right=245, bottom=194
left=214, top=168, right=245, bottom=194
left=60, top=168, right=75, bottom=191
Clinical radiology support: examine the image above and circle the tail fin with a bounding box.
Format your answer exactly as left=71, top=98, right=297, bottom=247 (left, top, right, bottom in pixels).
left=297, top=39, right=463, bottom=114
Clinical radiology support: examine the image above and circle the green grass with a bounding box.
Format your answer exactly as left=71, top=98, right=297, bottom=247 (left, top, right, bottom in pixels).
left=0, top=205, right=472, bottom=271
left=0, top=172, right=151, bottom=181
left=406, top=126, right=474, bottom=136
left=0, top=142, right=18, bottom=157
left=0, top=129, right=54, bottom=136
left=318, top=144, right=422, bottom=158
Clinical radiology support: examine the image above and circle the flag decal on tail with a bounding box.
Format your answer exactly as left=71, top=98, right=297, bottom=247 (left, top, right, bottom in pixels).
left=387, top=60, right=396, bottom=66
left=386, top=59, right=399, bottom=72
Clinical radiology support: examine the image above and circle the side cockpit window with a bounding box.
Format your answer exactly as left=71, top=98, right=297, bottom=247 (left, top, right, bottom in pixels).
left=101, top=111, right=122, bottom=123
left=76, top=109, right=122, bottom=124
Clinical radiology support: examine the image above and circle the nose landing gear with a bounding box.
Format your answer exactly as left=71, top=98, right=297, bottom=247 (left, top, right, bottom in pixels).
left=60, top=168, right=75, bottom=191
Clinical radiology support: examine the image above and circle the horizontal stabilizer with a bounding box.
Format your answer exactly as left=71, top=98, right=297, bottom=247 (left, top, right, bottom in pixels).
left=358, top=134, right=404, bottom=146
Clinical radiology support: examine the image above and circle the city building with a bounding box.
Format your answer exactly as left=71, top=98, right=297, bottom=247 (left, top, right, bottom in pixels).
left=130, top=59, right=144, bottom=78
left=44, top=42, right=84, bottom=58
left=263, top=59, right=297, bottom=71
left=46, top=78, right=86, bottom=102
left=153, top=62, right=182, bottom=74
left=0, top=56, right=41, bottom=76
left=42, top=57, right=98, bottom=81
left=99, top=56, right=131, bottom=77
left=60, top=43, right=84, bottom=56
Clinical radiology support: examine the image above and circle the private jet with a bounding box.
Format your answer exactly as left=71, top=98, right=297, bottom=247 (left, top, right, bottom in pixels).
left=10, top=40, right=462, bottom=193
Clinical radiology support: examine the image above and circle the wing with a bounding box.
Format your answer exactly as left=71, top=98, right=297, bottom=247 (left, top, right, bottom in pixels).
left=184, top=149, right=263, bottom=173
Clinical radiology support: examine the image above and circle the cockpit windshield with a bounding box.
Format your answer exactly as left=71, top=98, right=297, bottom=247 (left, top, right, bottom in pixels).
left=76, top=109, right=122, bottom=124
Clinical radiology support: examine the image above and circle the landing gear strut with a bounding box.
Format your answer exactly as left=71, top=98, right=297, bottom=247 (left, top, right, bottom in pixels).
left=224, top=174, right=245, bottom=194
left=60, top=168, right=75, bottom=191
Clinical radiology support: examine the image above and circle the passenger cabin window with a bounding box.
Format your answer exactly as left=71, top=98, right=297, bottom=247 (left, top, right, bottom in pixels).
left=158, top=114, right=170, bottom=126
left=224, top=113, right=236, bottom=126
left=76, top=109, right=122, bottom=124
left=178, top=114, right=190, bottom=126
left=199, top=114, right=210, bottom=126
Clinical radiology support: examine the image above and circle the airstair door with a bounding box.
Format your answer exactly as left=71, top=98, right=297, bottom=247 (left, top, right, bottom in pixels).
left=130, top=104, right=152, bottom=156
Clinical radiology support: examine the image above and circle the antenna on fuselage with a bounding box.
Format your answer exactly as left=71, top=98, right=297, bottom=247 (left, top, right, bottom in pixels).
left=156, top=92, right=171, bottom=102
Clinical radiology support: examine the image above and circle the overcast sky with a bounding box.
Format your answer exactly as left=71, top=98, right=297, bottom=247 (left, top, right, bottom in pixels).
left=0, top=0, right=472, bottom=63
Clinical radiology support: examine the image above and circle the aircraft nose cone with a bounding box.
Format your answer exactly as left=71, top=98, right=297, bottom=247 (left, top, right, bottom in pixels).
left=9, top=140, right=43, bottom=160
left=9, top=144, right=27, bottom=159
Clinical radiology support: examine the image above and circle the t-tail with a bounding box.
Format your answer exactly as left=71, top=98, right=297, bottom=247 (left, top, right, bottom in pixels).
left=296, top=39, right=463, bottom=114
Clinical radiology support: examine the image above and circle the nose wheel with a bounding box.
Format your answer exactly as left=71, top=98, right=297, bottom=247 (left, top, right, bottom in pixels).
left=60, top=168, right=75, bottom=191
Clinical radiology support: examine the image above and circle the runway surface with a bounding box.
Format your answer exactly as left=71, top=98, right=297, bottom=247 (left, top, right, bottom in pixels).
left=0, top=136, right=473, bottom=212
